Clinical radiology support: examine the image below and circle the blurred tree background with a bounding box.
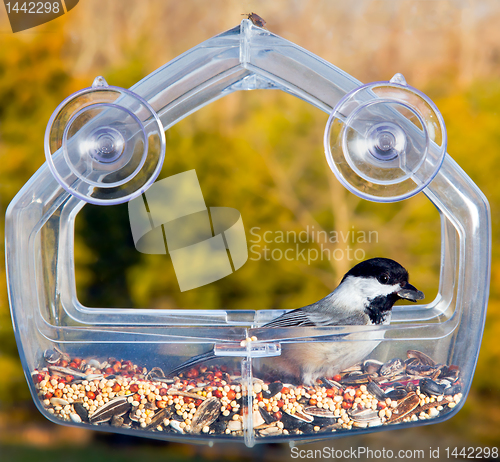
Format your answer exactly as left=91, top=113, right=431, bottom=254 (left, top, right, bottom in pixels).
left=0, top=0, right=499, bottom=460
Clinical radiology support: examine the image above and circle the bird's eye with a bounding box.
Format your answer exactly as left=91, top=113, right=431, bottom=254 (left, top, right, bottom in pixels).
left=379, top=273, right=390, bottom=284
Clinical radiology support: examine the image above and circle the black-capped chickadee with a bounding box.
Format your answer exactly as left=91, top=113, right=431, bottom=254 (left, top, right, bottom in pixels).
left=169, top=258, right=424, bottom=385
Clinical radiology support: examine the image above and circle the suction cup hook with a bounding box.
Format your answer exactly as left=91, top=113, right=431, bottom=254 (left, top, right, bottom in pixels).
left=324, top=73, right=447, bottom=202
left=45, top=76, right=166, bottom=205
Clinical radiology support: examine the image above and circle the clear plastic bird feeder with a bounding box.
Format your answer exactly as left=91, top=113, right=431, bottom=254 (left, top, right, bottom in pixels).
left=6, top=20, right=490, bottom=447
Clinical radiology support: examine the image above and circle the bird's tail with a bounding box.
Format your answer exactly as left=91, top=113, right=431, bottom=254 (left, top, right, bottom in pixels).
left=168, top=349, right=217, bottom=377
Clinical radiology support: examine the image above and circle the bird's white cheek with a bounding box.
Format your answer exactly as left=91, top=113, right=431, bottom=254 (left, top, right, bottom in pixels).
left=331, top=277, right=401, bottom=313
left=360, top=279, right=401, bottom=299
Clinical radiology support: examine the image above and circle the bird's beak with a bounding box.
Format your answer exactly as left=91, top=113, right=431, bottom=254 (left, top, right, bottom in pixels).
left=397, top=283, right=425, bottom=302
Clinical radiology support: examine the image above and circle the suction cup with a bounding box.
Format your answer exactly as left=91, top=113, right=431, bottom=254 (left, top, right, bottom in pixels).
left=324, top=73, right=446, bottom=202
left=45, top=76, right=166, bottom=205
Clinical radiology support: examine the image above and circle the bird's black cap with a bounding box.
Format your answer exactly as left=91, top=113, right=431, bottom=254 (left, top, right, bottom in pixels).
left=342, top=257, right=409, bottom=285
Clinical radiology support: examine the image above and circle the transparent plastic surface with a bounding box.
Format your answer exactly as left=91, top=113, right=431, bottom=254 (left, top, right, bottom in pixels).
left=45, top=76, right=166, bottom=205
left=6, top=20, right=490, bottom=447
left=324, top=74, right=447, bottom=202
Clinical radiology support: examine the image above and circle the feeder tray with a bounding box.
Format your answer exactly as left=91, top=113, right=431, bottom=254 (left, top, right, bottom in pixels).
left=6, top=20, right=490, bottom=447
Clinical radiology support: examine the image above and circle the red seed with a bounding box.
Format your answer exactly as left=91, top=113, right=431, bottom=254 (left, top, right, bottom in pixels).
left=54, top=389, right=63, bottom=398
left=200, top=366, right=208, bottom=373
left=274, top=411, right=282, bottom=420
left=227, top=390, right=236, bottom=400
left=124, top=361, right=133, bottom=371
left=112, top=362, right=121, bottom=372
left=214, top=389, right=223, bottom=399
left=206, top=374, right=214, bottom=381
left=377, top=401, right=386, bottom=409
left=195, top=399, right=203, bottom=406
left=156, top=400, right=167, bottom=409
left=333, top=374, right=342, bottom=382
left=256, top=393, right=263, bottom=402
left=326, top=389, right=335, bottom=397
left=187, top=368, right=199, bottom=378
left=112, top=383, right=121, bottom=392
left=342, top=401, right=352, bottom=409
left=281, top=386, right=290, bottom=395
left=59, top=360, right=68, bottom=367
left=73, top=358, right=82, bottom=366
left=69, top=362, right=78, bottom=369
left=184, top=397, right=193, bottom=404
left=215, top=371, right=223, bottom=378
left=65, top=375, right=74, bottom=383
left=344, top=393, right=354, bottom=402
left=34, top=374, right=44, bottom=383
left=277, top=400, right=285, bottom=408
left=355, top=389, right=363, bottom=397
left=86, top=391, right=95, bottom=399
left=133, top=394, right=141, bottom=402
left=44, top=392, right=53, bottom=400
left=129, top=384, right=139, bottom=393
left=159, top=388, right=168, bottom=396
left=105, top=367, right=114, bottom=374
left=309, top=398, right=317, bottom=406
left=220, top=365, right=227, bottom=372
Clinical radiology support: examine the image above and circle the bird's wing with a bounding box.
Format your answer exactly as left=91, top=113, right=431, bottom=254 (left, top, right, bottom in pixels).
left=263, top=309, right=317, bottom=328
left=262, top=305, right=368, bottom=328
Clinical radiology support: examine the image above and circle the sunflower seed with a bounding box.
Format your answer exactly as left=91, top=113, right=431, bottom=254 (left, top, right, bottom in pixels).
left=89, top=396, right=131, bottom=424
left=284, top=408, right=313, bottom=423
left=146, top=407, right=173, bottom=429
left=367, top=381, right=386, bottom=400
left=167, top=389, right=206, bottom=400
left=362, top=359, right=383, bottom=374
left=73, top=402, right=89, bottom=422
left=43, top=349, right=62, bottom=364
left=387, top=392, right=420, bottom=423
left=262, top=381, right=283, bottom=399
left=49, top=366, right=87, bottom=379
left=340, top=373, right=373, bottom=385
left=85, top=374, right=104, bottom=381
left=259, top=407, right=276, bottom=424
left=420, top=378, right=445, bottom=396
left=385, top=388, right=408, bottom=400
left=190, top=397, right=222, bottom=433
left=407, top=350, right=436, bottom=366
left=349, top=408, right=381, bottom=424
left=146, top=367, right=165, bottom=380
left=303, top=407, right=336, bottom=419
left=444, top=384, right=462, bottom=395
left=380, top=358, right=404, bottom=377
